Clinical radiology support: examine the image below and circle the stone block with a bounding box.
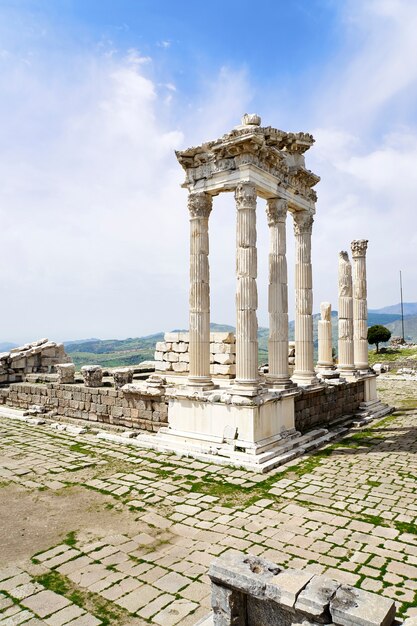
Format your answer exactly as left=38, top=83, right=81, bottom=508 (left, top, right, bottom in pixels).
left=173, top=362, right=188, bottom=373
left=295, top=574, right=339, bottom=621
left=211, top=585, right=246, bottom=626
left=155, top=342, right=168, bottom=352
left=330, top=584, right=396, bottom=626
left=213, top=353, right=235, bottom=365
left=154, top=351, right=164, bottom=361
left=210, top=332, right=235, bottom=344
left=81, top=365, right=103, bottom=388
left=172, top=342, right=188, bottom=353
left=211, top=343, right=235, bottom=354
left=56, top=363, right=75, bottom=384
left=168, top=352, right=180, bottom=362
left=113, top=368, right=134, bottom=390
left=211, top=364, right=236, bottom=376
left=266, top=568, right=314, bottom=609
left=165, top=332, right=180, bottom=342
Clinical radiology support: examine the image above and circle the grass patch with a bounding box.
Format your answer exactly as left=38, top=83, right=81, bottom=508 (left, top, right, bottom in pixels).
left=35, top=571, right=70, bottom=595
left=69, top=443, right=96, bottom=457
left=63, top=530, right=77, bottom=547
left=393, top=520, right=417, bottom=536
left=34, top=570, right=133, bottom=626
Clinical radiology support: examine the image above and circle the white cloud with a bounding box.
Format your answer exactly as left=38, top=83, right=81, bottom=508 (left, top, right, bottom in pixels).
left=0, top=44, right=254, bottom=343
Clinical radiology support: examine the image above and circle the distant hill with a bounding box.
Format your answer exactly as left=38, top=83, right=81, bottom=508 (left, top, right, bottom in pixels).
left=370, top=302, right=417, bottom=316
left=385, top=316, right=417, bottom=343
left=0, top=342, right=18, bottom=352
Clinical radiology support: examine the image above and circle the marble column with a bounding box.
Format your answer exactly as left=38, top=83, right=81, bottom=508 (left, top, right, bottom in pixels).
left=351, top=239, right=369, bottom=372
left=266, top=198, right=291, bottom=387
left=292, top=211, right=317, bottom=386
left=337, top=251, right=356, bottom=375
left=188, top=192, right=213, bottom=388
left=234, top=182, right=259, bottom=390
left=317, top=302, right=334, bottom=372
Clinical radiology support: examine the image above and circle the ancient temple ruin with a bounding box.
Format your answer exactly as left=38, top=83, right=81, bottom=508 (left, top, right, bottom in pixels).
left=0, top=115, right=390, bottom=472
left=149, top=114, right=389, bottom=469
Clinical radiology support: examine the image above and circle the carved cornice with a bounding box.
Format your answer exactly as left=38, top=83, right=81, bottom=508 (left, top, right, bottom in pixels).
left=234, top=182, right=257, bottom=209
left=351, top=239, right=368, bottom=258
left=293, top=210, right=314, bottom=236
left=176, top=122, right=320, bottom=204
left=188, top=192, right=212, bottom=219
left=266, top=198, right=287, bottom=226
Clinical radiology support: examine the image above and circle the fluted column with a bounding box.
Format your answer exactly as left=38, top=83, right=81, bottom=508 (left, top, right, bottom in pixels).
left=337, top=251, right=355, bottom=375
left=292, top=211, right=317, bottom=386
left=317, top=302, right=334, bottom=371
left=234, top=182, right=259, bottom=390
left=188, top=192, right=213, bottom=388
left=351, top=239, right=369, bottom=372
left=266, top=198, right=291, bottom=387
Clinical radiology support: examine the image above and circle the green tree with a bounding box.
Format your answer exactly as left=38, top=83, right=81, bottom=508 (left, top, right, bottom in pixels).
left=367, top=325, right=392, bottom=353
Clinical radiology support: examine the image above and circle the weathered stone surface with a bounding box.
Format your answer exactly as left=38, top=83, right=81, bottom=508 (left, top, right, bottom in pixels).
left=81, top=366, right=103, bottom=388
left=330, top=584, right=395, bottom=626
left=295, top=574, right=339, bottom=622
left=56, top=363, right=75, bottom=384
left=113, top=368, right=133, bottom=390
left=266, top=568, right=314, bottom=609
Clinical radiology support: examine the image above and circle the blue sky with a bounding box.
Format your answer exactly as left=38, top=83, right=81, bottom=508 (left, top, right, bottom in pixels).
left=1, top=0, right=417, bottom=343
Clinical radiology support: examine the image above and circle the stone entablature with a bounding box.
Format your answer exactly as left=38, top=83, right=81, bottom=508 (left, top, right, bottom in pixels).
left=176, top=118, right=319, bottom=208
left=200, top=551, right=398, bottom=626
left=0, top=338, right=71, bottom=384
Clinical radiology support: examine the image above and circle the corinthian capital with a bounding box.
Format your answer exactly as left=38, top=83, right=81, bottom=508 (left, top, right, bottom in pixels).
left=234, top=182, right=257, bottom=209
left=188, top=192, right=213, bottom=219
left=351, top=239, right=368, bottom=257
left=266, top=198, right=287, bottom=226
left=293, top=210, right=314, bottom=236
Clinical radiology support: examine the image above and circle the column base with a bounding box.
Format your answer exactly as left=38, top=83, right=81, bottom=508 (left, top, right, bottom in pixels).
left=265, top=375, right=295, bottom=390
left=316, top=367, right=340, bottom=380
left=187, top=376, right=215, bottom=391
left=231, top=380, right=262, bottom=397
left=336, top=367, right=357, bottom=381
left=291, top=372, right=319, bottom=387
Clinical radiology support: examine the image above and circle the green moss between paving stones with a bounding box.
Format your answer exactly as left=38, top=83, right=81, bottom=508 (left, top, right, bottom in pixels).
left=34, top=570, right=132, bottom=626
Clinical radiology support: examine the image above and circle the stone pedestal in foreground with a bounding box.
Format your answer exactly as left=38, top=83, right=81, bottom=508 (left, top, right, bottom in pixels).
left=196, top=551, right=398, bottom=626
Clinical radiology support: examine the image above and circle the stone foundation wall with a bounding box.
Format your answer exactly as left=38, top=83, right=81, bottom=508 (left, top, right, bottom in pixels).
left=0, top=338, right=71, bottom=384
left=0, top=378, right=365, bottom=436
left=0, top=382, right=167, bottom=431
left=155, top=331, right=236, bottom=377
left=202, top=552, right=401, bottom=626
left=295, top=380, right=365, bottom=433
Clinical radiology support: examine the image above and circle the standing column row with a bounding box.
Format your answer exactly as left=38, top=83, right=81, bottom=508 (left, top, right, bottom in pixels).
left=351, top=239, right=369, bottom=372
left=188, top=192, right=213, bottom=388
left=234, top=182, right=259, bottom=390
left=292, top=211, right=317, bottom=386
left=266, top=198, right=291, bottom=387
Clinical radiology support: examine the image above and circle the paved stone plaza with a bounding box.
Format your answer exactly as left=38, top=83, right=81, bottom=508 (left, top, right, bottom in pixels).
left=1, top=378, right=417, bottom=625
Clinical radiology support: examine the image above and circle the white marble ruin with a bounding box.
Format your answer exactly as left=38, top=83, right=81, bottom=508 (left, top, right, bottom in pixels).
left=352, top=239, right=369, bottom=372
left=337, top=251, right=356, bottom=376
left=316, top=302, right=336, bottom=378
left=147, top=115, right=388, bottom=470
left=152, top=114, right=321, bottom=469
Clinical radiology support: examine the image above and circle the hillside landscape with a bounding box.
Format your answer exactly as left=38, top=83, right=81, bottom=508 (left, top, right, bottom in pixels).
left=2, top=304, right=416, bottom=369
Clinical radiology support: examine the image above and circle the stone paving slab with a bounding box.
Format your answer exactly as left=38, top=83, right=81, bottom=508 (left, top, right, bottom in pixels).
left=1, top=380, right=417, bottom=623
